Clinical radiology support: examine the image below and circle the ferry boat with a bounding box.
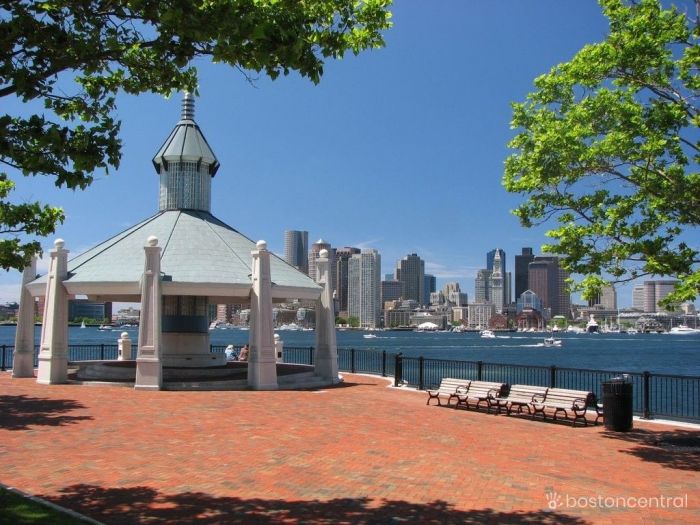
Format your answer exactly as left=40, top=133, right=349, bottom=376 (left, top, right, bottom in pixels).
left=543, top=337, right=562, bottom=347
left=586, top=314, right=599, bottom=333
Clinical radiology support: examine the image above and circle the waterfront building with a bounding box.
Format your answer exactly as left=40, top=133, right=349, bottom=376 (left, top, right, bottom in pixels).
left=68, top=300, right=112, bottom=322
left=424, top=274, right=436, bottom=306
left=334, top=247, right=361, bottom=315
left=348, top=249, right=381, bottom=328
left=467, top=303, right=495, bottom=330
left=381, top=279, right=402, bottom=304
left=430, top=291, right=444, bottom=305
left=516, top=290, right=544, bottom=314
left=396, top=253, right=425, bottom=304
left=284, top=230, right=309, bottom=274
left=514, top=247, right=535, bottom=300
left=384, top=308, right=411, bottom=328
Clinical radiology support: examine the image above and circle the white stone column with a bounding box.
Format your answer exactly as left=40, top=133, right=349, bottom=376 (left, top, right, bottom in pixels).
left=118, top=332, right=132, bottom=361
left=37, top=240, right=69, bottom=384
left=314, top=249, right=340, bottom=383
left=248, top=240, right=278, bottom=390
left=135, top=236, right=163, bottom=390
left=13, top=257, right=37, bottom=378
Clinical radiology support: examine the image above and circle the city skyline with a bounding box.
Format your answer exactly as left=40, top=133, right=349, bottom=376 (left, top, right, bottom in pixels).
left=2, top=1, right=698, bottom=308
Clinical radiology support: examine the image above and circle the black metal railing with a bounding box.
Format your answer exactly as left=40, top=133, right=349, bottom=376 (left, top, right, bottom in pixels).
left=1, top=343, right=698, bottom=421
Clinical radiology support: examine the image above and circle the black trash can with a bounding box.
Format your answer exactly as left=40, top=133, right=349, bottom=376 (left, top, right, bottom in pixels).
left=602, top=377, right=633, bottom=431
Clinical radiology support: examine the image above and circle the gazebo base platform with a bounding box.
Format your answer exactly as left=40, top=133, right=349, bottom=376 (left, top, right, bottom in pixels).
left=67, top=361, right=337, bottom=390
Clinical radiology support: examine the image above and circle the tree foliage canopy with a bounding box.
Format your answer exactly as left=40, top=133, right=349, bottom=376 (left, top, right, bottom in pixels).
left=504, top=0, right=700, bottom=306
left=0, top=0, right=392, bottom=270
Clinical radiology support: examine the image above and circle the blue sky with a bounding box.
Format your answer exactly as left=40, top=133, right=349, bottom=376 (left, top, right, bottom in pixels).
left=2, top=0, right=697, bottom=307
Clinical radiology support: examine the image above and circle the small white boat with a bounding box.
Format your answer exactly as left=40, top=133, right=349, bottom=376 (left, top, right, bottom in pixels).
left=668, top=325, right=700, bottom=334
left=363, top=333, right=378, bottom=339
left=98, top=324, right=113, bottom=331
left=626, top=328, right=638, bottom=335
left=544, top=337, right=562, bottom=347
left=480, top=330, right=496, bottom=339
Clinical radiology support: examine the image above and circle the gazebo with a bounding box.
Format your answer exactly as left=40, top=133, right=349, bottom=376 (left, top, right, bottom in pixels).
left=12, top=94, right=339, bottom=390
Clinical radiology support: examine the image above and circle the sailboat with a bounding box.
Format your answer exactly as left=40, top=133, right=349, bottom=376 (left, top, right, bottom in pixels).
left=80, top=320, right=86, bottom=329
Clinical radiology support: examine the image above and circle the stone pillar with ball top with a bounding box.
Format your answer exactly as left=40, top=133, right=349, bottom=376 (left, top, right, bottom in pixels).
left=13, top=257, right=37, bottom=378
left=118, top=332, right=132, bottom=361
left=314, top=249, right=340, bottom=383
left=135, top=236, right=163, bottom=390
left=37, top=240, right=70, bottom=384
left=248, top=240, right=278, bottom=390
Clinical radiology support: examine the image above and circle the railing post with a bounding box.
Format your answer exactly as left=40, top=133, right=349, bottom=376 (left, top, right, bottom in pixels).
left=418, top=356, right=424, bottom=391
left=394, top=353, right=403, bottom=387
left=1, top=344, right=6, bottom=372
left=382, top=350, right=387, bottom=377
left=309, top=346, right=313, bottom=365
left=550, top=365, right=556, bottom=388
left=100, top=343, right=105, bottom=361
left=351, top=348, right=356, bottom=373
left=477, top=360, right=483, bottom=381
left=643, top=371, right=651, bottom=419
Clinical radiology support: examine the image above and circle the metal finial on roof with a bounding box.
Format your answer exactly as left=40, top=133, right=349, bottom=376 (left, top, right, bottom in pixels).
left=182, top=92, right=195, bottom=120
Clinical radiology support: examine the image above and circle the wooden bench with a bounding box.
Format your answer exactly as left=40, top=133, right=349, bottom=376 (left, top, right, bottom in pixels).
left=494, top=384, right=549, bottom=415
left=454, top=380, right=506, bottom=413
left=531, top=388, right=597, bottom=426
left=426, top=377, right=470, bottom=407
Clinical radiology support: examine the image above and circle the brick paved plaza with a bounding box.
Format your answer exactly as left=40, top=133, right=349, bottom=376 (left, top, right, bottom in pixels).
left=1, top=372, right=698, bottom=524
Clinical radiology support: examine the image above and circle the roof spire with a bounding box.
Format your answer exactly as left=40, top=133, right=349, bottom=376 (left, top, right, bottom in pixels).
left=181, top=92, right=195, bottom=120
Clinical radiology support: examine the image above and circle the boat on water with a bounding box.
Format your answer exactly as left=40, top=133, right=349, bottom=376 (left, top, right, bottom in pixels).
left=668, top=325, right=700, bottom=335
left=363, top=333, right=378, bottom=339
left=98, top=324, right=113, bottom=331
left=626, top=328, right=639, bottom=335
left=80, top=321, right=86, bottom=329
left=544, top=336, right=562, bottom=347
left=586, top=314, right=599, bottom=333
left=480, top=329, right=496, bottom=339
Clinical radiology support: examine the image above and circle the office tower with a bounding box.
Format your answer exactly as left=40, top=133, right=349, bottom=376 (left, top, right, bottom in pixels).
left=424, top=274, right=436, bottom=305
left=588, top=285, right=617, bottom=310
left=334, top=247, right=360, bottom=314
left=348, top=249, right=381, bottom=328
left=308, top=238, right=332, bottom=283
left=527, top=256, right=571, bottom=318
left=487, top=249, right=506, bottom=277
left=515, top=247, right=535, bottom=299
left=284, top=230, right=309, bottom=274
left=491, top=250, right=504, bottom=313
left=443, top=282, right=467, bottom=306
left=396, top=253, right=425, bottom=304
left=381, top=280, right=402, bottom=304
left=475, top=269, right=492, bottom=302
left=632, top=284, right=645, bottom=310
left=643, top=280, right=679, bottom=312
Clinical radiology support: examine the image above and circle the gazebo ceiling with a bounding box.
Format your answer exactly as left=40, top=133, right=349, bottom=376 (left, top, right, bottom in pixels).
left=27, top=209, right=322, bottom=301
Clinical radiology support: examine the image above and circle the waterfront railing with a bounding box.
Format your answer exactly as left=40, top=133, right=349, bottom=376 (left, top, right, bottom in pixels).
left=2, top=343, right=698, bottom=422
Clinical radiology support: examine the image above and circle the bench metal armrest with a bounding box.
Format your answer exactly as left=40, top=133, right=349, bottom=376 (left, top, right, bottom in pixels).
left=532, top=393, right=546, bottom=405
left=455, top=385, right=469, bottom=395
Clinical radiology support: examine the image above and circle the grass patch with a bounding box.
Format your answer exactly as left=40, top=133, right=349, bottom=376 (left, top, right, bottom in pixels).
left=0, top=487, right=91, bottom=524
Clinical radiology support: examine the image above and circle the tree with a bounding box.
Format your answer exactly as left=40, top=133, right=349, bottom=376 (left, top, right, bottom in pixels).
left=348, top=315, right=360, bottom=328
left=503, top=0, right=699, bottom=306
left=0, top=0, right=392, bottom=270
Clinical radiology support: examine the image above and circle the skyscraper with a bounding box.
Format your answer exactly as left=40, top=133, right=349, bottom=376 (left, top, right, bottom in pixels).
left=396, top=253, right=424, bottom=304
left=474, top=269, right=492, bottom=303
left=491, top=250, right=504, bottom=313
left=423, top=274, right=436, bottom=305
left=515, top=247, right=535, bottom=299
left=284, top=230, right=309, bottom=274
left=642, top=280, right=679, bottom=312
left=334, top=247, right=360, bottom=314
left=308, top=238, right=332, bottom=283
left=348, top=249, right=381, bottom=328
left=527, top=256, right=571, bottom=318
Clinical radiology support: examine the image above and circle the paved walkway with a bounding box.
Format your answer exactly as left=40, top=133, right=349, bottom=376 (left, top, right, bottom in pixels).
left=1, top=372, right=698, bottom=524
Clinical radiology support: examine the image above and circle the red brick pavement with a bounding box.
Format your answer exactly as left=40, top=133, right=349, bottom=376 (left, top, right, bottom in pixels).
left=1, top=372, right=698, bottom=524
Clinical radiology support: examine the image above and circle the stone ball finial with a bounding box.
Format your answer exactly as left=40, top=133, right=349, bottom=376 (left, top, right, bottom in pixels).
left=121, top=331, right=130, bottom=339
left=257, top=240, right=267, bottom=251
left=147, top=235, right=158, bottom=247
left=319, top=249, right=329, bottom=259
left=54, top=238, right=65, bottom=250
left=274, top=333, right=280, bottom=340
